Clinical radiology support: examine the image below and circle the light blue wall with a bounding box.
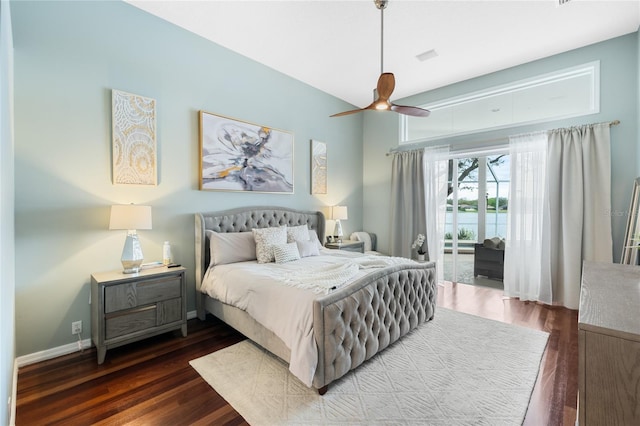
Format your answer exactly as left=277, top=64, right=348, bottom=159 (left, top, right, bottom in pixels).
left=364, top=32, right=639, bottom=263
left=0, top=1, right=15, bottom=423
left=12, top=1, right=363, bottom=356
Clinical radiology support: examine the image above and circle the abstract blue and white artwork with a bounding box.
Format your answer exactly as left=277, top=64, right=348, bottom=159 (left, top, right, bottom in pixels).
left=199, top=111, right=294, bottom=193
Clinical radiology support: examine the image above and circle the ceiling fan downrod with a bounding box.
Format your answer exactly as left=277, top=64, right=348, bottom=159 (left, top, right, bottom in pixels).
left=375, top=0, right=388, bottom=75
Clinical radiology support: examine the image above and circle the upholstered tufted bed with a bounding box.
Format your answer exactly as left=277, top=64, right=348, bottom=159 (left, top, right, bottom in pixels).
left=195, top=206, right=437, bottom=394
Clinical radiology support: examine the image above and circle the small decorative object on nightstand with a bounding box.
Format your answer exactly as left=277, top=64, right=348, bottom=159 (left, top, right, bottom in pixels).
left=91, top=266, right=186, bottom=364
left=325, top=240, right=364, bottom=253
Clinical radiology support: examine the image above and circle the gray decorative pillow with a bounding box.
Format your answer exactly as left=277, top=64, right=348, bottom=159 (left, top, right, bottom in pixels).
left=483, top=237, right=502, bottom=249
left=252, top=226, right=287, bottom=263
left=296, top=239, right=320, bottom=258
left=286, top=224, right=310, bottom=243
left=273, top=242, right=301, bottom=264
left=206, top=230, right=256, bottom=267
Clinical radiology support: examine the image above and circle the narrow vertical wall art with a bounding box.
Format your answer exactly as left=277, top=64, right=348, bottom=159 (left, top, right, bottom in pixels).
left=311, top=139, right=327, bottom=194
left=112, top=90, right=157, bottom=185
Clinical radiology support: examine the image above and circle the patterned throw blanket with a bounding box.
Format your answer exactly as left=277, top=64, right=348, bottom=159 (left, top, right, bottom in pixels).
left=282, top=255, right=414, bottom=294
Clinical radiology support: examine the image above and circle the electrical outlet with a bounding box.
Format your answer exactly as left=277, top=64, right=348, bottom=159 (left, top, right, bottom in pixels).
left=71, top=321, right=82, bottom=335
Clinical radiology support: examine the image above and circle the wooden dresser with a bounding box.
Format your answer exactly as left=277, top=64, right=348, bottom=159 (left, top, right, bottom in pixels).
left=578, top=261, right=640, bottom=425
left=91, top=266, right=187, bottom=364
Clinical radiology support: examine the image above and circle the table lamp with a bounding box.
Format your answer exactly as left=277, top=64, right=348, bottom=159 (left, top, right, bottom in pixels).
left=331, top=205, right=348, bottom=243
left=109, top=204, right=152, bottom=273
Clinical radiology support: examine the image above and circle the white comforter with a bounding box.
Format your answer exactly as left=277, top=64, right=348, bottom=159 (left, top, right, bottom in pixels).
left=200, top=249, right=416, bottom=387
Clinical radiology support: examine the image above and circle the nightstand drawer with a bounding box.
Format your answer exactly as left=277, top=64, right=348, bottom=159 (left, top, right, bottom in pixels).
left=105, top=306, right=157, bottom=339
left=105, top=276, right=181, bottom=313
left=91, top=267, right=187, bottom=364
left=158, top=298, right=183, bottom=325
left=325, top=241, right=365, bottom=253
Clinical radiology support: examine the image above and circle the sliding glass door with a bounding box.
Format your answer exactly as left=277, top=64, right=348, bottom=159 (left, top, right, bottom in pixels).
left=444, top=153, right=509, bottom=286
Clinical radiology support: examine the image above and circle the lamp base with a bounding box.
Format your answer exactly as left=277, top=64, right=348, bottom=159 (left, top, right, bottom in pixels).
left=334, top=220, right=344, bottom=243
left=121, top=232, right=144, bottom=274
left=121, top=263, right=142, bottom=274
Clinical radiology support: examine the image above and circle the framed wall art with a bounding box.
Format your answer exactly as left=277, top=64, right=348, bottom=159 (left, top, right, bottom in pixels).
left=311, top=139, right=327, bottom=194
left=112, top=89, right=157, bottom=185
left=199, top=111, right=294, bottom=193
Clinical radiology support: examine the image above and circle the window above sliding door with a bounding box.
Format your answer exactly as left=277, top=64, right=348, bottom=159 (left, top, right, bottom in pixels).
left=400, top=61, right=600, bottom=144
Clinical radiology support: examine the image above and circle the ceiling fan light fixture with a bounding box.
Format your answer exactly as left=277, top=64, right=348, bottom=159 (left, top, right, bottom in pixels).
left=330, top=0, right=430, bottom=118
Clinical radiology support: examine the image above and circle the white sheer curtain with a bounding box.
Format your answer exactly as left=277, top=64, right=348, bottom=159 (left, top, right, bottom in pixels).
left=504, top=132, right=552, bottom=304
left=423, top=145, right=449, bottom=284
left=546, top=124, right=612, bottom=309
left=505, top=124, right=613, bottom=309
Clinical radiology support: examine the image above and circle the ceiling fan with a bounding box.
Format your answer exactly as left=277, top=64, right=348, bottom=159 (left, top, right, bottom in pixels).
left=331, top=0, right=430, bottom=118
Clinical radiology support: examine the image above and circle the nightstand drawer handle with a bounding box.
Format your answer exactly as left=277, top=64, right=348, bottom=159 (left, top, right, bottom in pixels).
left=106, top=304, right=156, bottom=319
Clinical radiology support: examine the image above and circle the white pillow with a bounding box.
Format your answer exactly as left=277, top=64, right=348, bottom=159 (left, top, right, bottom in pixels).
left=206, top=230, right=257, bottom=266
left=308, top=229, right=324, bottom=250
left=252, top=226, right=287, bottom=263
left=296, top=239, right=320, bottom=258
left=273, top=242, right=301, bottom=264
left=286, top=224, right=310, bottom=243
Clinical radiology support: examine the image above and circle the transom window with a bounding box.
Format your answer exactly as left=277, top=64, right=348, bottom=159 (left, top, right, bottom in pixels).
left=401, top=61, right=600, bottom=144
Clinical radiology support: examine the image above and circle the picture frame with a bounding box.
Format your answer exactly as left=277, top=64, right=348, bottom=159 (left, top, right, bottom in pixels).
left=199, top=111, right=294, bottom=193
left=112, top=89, right=157, bottom=185
left=311, top=139, right=327, bottom=195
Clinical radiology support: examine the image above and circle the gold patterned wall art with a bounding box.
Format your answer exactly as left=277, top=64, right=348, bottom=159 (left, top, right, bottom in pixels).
left=112, top=90, right=157, bottom=185
left=311, top=140, right=327, bottom=194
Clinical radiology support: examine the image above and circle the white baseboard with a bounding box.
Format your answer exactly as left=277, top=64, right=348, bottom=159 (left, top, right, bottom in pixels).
left=15, top=310, right=198, bottom=368
left=10, top=359, right=17, bottom=426
left=15, top=338, right=92, bottom=368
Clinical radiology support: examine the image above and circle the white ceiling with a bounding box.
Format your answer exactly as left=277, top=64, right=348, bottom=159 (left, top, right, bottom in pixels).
left=127, top=0, right=640, bottom=108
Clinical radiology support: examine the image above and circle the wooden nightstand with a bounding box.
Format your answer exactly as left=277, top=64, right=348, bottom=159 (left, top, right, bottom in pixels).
left=325, top=240, right=365, bottom=253
left=91, top=266, right=187, bottom=364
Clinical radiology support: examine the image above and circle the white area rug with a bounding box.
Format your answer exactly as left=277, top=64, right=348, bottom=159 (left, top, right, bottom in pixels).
left=190, top=308, right=549, bottom=425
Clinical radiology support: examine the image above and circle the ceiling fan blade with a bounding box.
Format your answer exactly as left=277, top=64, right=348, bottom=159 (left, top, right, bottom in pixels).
left=377, top=73, right=395, bottom=100
left=331, top=101, right=380, bottom=117
left=390, top=104, right=431, bottom=117
left=330, top=108, right=366, bottom=117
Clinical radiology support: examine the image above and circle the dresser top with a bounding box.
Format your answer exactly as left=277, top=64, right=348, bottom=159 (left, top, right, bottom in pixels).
left=92, top=266, right=185, bottom=284
left=579, top=261, right=640, bottom=341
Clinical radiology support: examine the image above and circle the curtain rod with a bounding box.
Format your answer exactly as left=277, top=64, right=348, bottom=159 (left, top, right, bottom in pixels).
left=385, top=119, right=621, bottom=156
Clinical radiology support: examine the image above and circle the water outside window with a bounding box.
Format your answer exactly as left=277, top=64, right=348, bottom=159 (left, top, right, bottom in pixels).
left=444, top=154, right=510, bottom=287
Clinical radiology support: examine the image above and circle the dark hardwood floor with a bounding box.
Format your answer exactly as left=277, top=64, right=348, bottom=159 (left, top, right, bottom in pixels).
left=16, top=282, right=578, bottom=425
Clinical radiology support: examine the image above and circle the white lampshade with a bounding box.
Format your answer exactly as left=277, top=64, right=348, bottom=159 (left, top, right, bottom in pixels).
left=331, top=206, right=348, bottom=221
left=109, top=204, right=152, bottom=230
left=109, top=204, right=152, bottom=274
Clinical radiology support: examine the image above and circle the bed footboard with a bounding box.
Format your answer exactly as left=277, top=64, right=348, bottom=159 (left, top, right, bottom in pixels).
left=312, top=262, right=436, bottom=389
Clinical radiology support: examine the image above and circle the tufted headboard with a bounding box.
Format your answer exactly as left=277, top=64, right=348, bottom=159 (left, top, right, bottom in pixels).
left=194, top=206, right=326, bottom=302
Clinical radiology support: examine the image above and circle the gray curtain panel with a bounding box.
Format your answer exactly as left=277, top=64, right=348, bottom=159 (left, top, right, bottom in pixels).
left=546, top=123, right=612, bottom=309
left=390, top=150, right=426, bottom=258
